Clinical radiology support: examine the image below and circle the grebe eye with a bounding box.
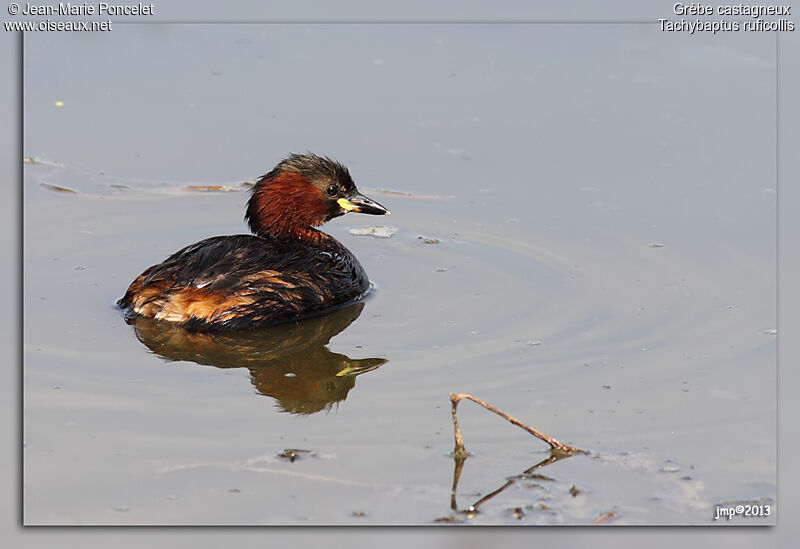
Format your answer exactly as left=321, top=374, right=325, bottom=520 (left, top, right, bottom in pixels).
left=325, top=185, right=338, bottom=197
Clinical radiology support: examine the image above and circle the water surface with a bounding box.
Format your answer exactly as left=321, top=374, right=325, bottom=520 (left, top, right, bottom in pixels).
left=23, top=24, right=775, bottom=525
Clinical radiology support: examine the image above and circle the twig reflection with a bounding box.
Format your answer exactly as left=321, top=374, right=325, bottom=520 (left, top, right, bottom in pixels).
left=450, top=450, right=577, bottom=514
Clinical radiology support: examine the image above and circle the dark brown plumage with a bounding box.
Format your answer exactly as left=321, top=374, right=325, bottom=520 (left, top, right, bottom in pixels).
left=118, top=153, right=389, bottom=331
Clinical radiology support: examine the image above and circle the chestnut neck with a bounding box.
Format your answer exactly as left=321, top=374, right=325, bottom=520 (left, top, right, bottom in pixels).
left=246, top=171, right=328, bottom=243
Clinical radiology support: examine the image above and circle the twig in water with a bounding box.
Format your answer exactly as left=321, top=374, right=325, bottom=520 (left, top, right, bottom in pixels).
left=449, top=393, right=587, bottom=456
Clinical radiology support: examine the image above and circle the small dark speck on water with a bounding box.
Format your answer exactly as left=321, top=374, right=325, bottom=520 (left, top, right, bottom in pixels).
left=435, top=267, right=447, bottom=272
left=351, top=510, right=367, bottom=517
left=602, top=385, right=611, bottom=389
left=569, top=485, right=583, bottom=497
left=74, top=265, right=87, bottom=271
left=114, top=506, right=130, bottom=512
left=228, top=488, right=241, bottom=493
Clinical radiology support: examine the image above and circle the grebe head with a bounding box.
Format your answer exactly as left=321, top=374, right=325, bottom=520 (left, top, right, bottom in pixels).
left=245, top=153, right=389, bottom=239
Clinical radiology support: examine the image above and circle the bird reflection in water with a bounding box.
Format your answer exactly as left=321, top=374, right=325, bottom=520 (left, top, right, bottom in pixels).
left=126, top=302, right=386, bottom=415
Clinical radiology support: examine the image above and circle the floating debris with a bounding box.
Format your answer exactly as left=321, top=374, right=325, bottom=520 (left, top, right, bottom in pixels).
left=716, top=496, right=774, bottom=508
left=649, top=242, right=664, bottom=248
left=41, top=182, right=77, bottom=194
left=113, top=506, right=130, bottom=512
left=435, top=267, right=447, bottom=272
left=228, top=488, right=241, bottom=493
left=510, top=506, right=524, bottom=519
left=418, top=236, right=440, bottom=244
left=433, top=514, right=465, bottom=524
left=368, top=188, right=454, bottom=200
left=351, top=510, right=367, bottom=517
left=592, top=510, right=618, bottom=525
left=569, top=485, right=583, bottom=497
left=517, top=472, right=554, bottom=482
left=24, top=157, right=62, bottom=167
left=348, top=225, right=397, bottom=238
left=762, top=328, right=777, bottom=335
left=182, top=185, right=241, bottom=192
left=525, top=340, right=542, bottom=347
left=277, top=448, right=312, bottom=463
left=74, top=265, right=87, bottom=271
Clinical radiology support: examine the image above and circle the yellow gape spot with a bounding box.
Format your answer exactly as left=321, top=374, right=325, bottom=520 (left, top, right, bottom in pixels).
left=337, top=198, right=355, bottom=211
left=335, top=365, right=353, bottom=377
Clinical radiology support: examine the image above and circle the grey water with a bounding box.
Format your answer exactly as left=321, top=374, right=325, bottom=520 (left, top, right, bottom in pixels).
left=23, top=24, right=775, bottom=524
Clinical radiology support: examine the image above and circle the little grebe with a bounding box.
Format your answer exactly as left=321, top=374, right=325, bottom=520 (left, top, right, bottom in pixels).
left=118, top=153, right=389, bottom=331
